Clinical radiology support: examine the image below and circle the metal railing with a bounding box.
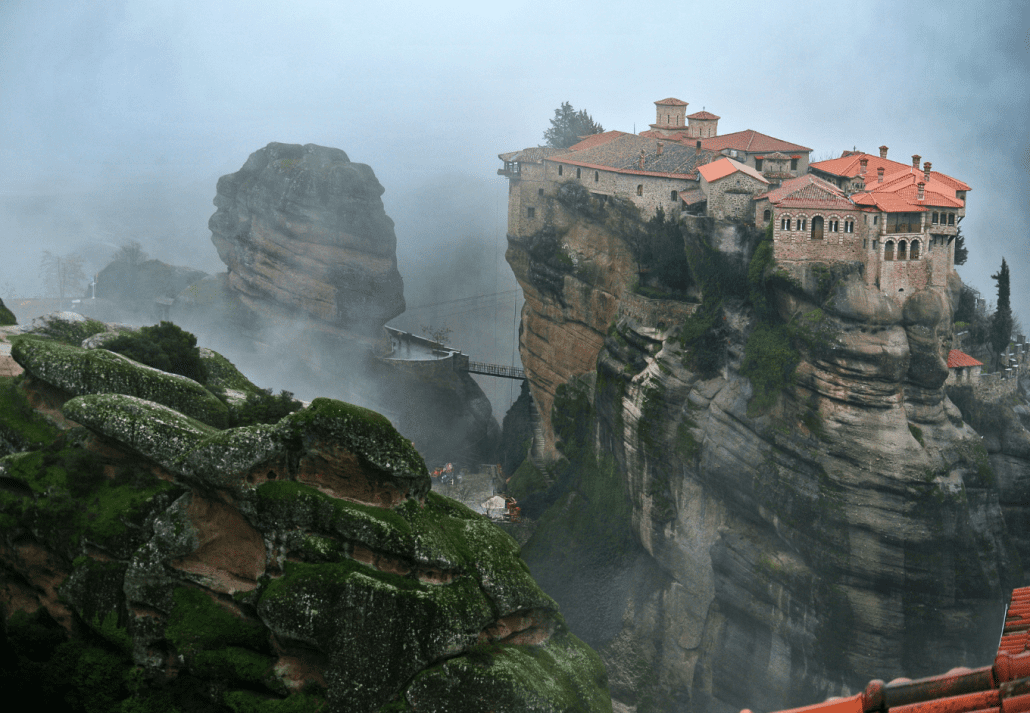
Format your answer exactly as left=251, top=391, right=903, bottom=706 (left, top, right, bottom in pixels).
left=463, top=361, right=526, bottom=380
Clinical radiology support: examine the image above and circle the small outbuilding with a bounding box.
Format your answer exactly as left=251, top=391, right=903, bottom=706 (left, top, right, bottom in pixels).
left=946, top=349, right=983, bottom=384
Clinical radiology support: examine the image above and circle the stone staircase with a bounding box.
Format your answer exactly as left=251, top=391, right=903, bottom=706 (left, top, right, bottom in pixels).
left=528, top=399, right=552, bottom=484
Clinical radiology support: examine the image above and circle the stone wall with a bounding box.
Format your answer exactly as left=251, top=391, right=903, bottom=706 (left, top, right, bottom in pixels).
left=703, top=172, right=767, bottom=220
left=542, top=161, right=694, bottom=219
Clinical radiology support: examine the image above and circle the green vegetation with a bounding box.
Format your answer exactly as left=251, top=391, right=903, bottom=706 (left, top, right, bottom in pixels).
left=104, top=321, right=208, bottom=385
left=0, top=375, right=61, bottom=451
left=165, top=586, right=268, bottom=655
left=628, top=208, right=692, bottom=296
left=0, top=297, right=15, bottom=325
left=908, top=423, right=925, bottom=447
left=990, top=258, right=1013, bottom=356
left=32, top=316, right=109, bottom=346
left=202, top=349, right=260, bottom=393
left=741, top=322, right=798, bottom=415
left=507, top=457, right=548, bottom=501
left=219, top=387, right=303, bottom=427
left=543, top=101, right=603, bottom=148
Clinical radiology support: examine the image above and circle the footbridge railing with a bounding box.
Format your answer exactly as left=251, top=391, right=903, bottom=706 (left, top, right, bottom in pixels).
left=462, top=361, right=526, bottom=380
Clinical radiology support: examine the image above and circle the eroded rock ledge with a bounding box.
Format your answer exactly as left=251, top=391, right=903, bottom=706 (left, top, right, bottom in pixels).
left=0, top=326, right=610, bottom=712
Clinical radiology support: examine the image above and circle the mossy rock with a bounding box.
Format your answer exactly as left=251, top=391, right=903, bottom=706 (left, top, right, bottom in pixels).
left=399, top=630, right=611, bottom=712
left=26, top=311, right=109, bottom=345
left=63, top=393, right=219, bottom=471
left=13, top=336, right=229, bottom=427
left=201, top=347, right=260, bottom=394
left=0, top=375, right=62, bottom=453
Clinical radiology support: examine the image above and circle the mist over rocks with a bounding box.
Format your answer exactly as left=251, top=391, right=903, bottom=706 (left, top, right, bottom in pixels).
left=209, top=142, right=405, bottom=340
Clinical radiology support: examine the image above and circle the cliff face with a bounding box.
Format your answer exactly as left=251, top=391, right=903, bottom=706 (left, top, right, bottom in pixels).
left=506, top=192, right=1025, bottom=712
left=0, top=317, right=610, bottom=712
left=209, top=142, right=405, bottom=341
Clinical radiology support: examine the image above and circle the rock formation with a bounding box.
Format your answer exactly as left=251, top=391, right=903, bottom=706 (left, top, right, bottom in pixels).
left=209, top=142, right=405, bottom=342
left=0, top=315, right=610, bottom=712
left=505, top=190, right=1026, bottom=711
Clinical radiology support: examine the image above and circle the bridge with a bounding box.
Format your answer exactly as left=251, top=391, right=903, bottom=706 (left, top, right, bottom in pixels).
left=462, top=361, right=525, bottom=380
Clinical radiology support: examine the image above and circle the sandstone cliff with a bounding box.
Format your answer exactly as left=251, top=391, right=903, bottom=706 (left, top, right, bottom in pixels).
left=209, top=142, right=405, bottom=341
left=0, top=316, right=610, bottom=712
left=506, top=190, right=1025, bottom=712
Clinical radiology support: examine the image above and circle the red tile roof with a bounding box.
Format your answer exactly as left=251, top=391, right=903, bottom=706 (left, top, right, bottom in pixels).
left=655, top=97, right=688, bottom=106
left=755, top=174, right=856, bottom=211
left=745, top=587, right=1030, bottom=713
left=700, top=129, right=812, bottom=154
left=698, top=157, right=769, bottom=184
left=811, top=153, right=970, bottom=195
left=565, top=130, right=631, bottom=152
left=688, top=110, right=720, bottom=120
left=852, top=192, right=929, bottom=213
left=679, top=188, right=706, bottom=205
left=948, top=350, right=983, bottom=368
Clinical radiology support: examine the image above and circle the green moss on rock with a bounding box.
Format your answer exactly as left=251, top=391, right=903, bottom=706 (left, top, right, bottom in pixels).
left=201, top=347, right=261, bottom=394
left=0, top=297, right=16, bottom=326
left=13, top=336, right=229, bottom=427
left=64, top=393, right=219, bottom=472
left=0, top=375, right=62, bottom=452
left=165, top=586, right=268, bottom=655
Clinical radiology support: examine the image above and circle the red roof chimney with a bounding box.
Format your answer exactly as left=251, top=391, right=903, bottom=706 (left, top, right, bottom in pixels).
left=923, top=161, right=932, bottom=182
left=859, top=157, right=868, bottom=175
left=918, top=181, right=925, bottom=200
left=879, top=145, right=889, bottom=159
left=877, top=167, right=885, bottom=183
left=912, top=154, right=921, bottom=169
left=657, top=141, right=664, bottom=156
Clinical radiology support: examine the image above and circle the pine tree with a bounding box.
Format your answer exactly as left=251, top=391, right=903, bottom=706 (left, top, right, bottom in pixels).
left=990, top=258, right=1013, bottom=356
left=543, top=102, right=603, bottom=149
left=953, top=229, right=968, bottom=266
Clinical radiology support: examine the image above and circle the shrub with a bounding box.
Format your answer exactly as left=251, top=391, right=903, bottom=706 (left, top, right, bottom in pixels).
left=741, top=322, right=798, bottom=414
left=104, top=321, right=207, bottom=384
left=225, top=388, right=303, bottom=427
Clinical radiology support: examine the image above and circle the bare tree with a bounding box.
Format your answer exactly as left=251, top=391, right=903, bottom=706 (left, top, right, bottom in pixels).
left=39, top=251, right=86, bottom=309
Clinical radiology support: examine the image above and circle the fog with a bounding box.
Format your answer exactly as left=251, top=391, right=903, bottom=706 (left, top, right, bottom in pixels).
left=1, top=0, right=1028, bottom=417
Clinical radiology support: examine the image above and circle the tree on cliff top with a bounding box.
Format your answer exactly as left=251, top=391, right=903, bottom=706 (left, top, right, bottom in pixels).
left=543, top=102, right=603, bottom=149
left=990, top=258, right=1013, bottom=356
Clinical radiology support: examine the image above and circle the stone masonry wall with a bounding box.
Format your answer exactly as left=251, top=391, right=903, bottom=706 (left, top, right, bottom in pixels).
left=543, top=161, right=693, bottom=218
left=704, top=173, right=767, bottom=220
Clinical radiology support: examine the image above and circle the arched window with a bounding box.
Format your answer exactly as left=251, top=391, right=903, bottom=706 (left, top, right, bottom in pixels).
left=637, top=185, right=643, bottom=196
left=898, top=240, right=908, bottom=261
left=798, top=217, right=807, bottom=231
left=671, top=190, right=678, bottom=201
left=884, top=240, right=895, bottom=261
left=910, top=239, right=920, bottom=260
left=811, top=216, right=824, bottom=240
left=763, top=209, right=771, bottom=222
left=781, top=216, right=791, bottom=231
left=558, top=165, right=563, bottom=176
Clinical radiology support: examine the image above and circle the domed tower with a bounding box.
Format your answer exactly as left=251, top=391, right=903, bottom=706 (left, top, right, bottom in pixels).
left=649, top=97, right=688, bottom=136
left=686, top=109, right=720, bottom=139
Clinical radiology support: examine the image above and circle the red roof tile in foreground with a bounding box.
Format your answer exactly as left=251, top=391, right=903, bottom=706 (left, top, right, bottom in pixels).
left=688, top=110, right=721, bottom=120
left=744, top=587, right=1030, bottom=713
left=755, top=174, right=856, bottom=211
left=948, top=350, right=984, bottom=368
left=852, top=192, right=929, bottom=213
left=700, top=129, right=812, bottom=154
left=655, top=97, right=688, bottom=106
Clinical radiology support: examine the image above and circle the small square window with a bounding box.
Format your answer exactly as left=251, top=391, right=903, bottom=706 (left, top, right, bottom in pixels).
left=790, top=158, right=798, bottom=171
left=527, top=207, right=535, bottom=218
left=948, top=214, right=955, bottom=225
left=637, top=185, right=643, bottom=196
left=538, top=188, right=544, bottom=196
left=558, top=166, right=563, bottom=176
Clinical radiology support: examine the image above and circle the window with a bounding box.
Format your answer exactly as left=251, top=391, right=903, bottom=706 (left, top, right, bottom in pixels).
left=932, top=211, right=939, bottom=224
left=576, top=168, right=581, bottom=179
left=594, top=171, right=599, bottom=182
left=845, top=220, right=854, bottom=233
left=864, top=238, right=868, bottom=249
left=828, top=220, right=839, bottom=232
left=790, top=158, right=798, bottom=171
left=798, top=218, right=807, bottom=231
left=558, top=165, right=563, bottom=176
left=637, top=185, right=643, bottom=196
left=873, top=216, right=879, bottom=225
left=910, top=239, right=920, bottom=259
left=755, top=159, right=763, bottom=171
left=671, top=190, right=678, bottom=201
left=781, top=217, right=790, bottom=231
left=898, top=240, right=908, bottom=260
left=527, top=207, right=535, bottom=218
left=885, top=240, right=895, bottom=261
left=811, top=216, right=824, bottom=240
left=948, top=213, right=955, bottom=225
left=538, top=188, right=544, bottom=196
left=763, top=209, right=771, bottom=222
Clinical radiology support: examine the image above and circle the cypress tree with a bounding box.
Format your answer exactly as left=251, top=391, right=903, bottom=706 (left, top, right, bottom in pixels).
left=990, top=258, right=1013, bottom=356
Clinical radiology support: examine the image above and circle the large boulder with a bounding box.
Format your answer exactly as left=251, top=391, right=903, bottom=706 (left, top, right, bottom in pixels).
left=0, top=386, right=609, bottom=710
left=209, top=142, right=405, bottom=340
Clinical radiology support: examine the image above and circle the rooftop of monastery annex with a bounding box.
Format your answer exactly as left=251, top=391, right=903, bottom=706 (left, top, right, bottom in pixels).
left=499, top=96, right=970, bottom=299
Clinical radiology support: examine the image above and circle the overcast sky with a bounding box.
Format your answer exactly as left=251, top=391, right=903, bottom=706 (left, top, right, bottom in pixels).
left=1, top=0, right=1027, bottom=328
